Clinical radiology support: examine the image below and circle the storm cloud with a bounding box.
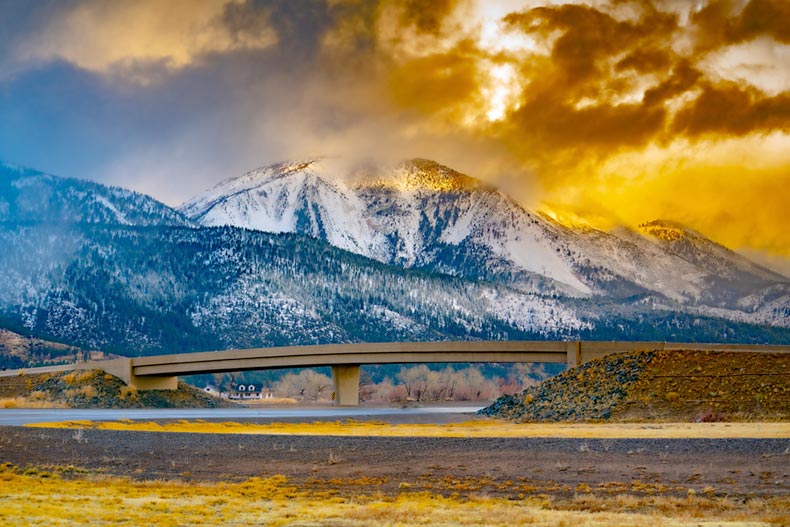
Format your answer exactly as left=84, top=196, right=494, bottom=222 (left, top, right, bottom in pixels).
left=0, top=0, right=787, bottom=259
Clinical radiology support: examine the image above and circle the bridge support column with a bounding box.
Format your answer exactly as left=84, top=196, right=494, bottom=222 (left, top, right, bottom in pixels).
left=566, top=341, right=581, bottom=369
left=331, top=365, right=360, bottom=406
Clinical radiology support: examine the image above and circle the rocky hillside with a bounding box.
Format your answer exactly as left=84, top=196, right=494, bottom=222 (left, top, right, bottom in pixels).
left=481, top=350, right=790, bottom=422
left=0, top=329, right=112, bottom=370
left=0, top=370, right=236, bottom=409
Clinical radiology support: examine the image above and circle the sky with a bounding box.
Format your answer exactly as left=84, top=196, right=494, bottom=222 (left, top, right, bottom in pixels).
left=0, top=0, right=788, bottom=268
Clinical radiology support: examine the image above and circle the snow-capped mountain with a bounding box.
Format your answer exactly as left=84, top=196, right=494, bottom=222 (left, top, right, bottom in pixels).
left=0, top=158, right=787, bottom=364
left=181, top=159, right=596, bottom=295
left=0, top=162, right=192, bottom=227
left=180, top=160, right=377, bottom=256
left=180, top=159, right=788, bottom=325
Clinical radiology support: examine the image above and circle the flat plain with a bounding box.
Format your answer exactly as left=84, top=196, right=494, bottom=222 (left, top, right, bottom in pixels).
left=1, top=415, right=789, bottom=526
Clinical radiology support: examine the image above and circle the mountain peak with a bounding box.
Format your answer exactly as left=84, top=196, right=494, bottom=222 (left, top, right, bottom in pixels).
left=355, top=158, right=491, bottom=193
left=0, top=161, right=30, bottom=175
left=404, top=158, right=486, bottom=191
left=639, top=219, right=786, bottom=283
left=232, top=159, right=324, bottom=188
left=638, top=219, right=694, bottom=242
left=253, top=159, right=322, bottom=177
left=179, top=159, right=332, bottom=221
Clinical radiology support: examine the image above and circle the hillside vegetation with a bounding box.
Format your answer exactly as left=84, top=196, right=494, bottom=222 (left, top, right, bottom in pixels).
left=0, top=328, right=111, bottom=370
left=0, top=370, right=235, bottom=409
left=481, top=350, right=790, bottom=422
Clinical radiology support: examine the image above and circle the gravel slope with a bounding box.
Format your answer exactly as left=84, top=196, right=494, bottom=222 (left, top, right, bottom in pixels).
left=481, top=350, right=790, bottom=422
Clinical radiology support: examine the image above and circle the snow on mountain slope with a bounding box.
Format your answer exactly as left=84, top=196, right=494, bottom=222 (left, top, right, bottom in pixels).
left=639, top=220, right=785, bottom=284
left=354, top=160, right=593, bottom=294
left=539, top=222, right=707, bottom=302
left=0, top=162, right=192, bottom=227
left=634, top=220, right=789, bottom=315
left=180, top=158, right=789, bottom=320
left=180, top=160, right=380, bottom=257
left=182, top=159, right=593, bottom=295
left=0, top=223, right=595, bottom=354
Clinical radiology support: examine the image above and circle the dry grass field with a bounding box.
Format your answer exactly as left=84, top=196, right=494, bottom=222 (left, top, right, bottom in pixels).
left=4, top=418, right=787, bottom=525
left=25, top=418, right=790, bottom=439
left=4, top=350, right=788, bottom=526
left=1, top=462, right=787, bottom=527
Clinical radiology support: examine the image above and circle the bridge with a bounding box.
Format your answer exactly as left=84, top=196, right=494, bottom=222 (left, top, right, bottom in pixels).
left=5, top=341, right=790, bottom=405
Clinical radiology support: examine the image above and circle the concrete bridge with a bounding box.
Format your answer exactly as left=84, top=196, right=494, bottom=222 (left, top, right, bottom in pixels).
left=5, top=341, right=790, bottom=405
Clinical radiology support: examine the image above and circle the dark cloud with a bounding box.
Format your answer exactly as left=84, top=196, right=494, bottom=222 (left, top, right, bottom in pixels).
left=495, top=0, right=789, bottom=159
left=220, top=0, right=343, bottom=60
left=692, top=0, right=790, bottom=51
left=738, top=0, right=790, bottom=43
left=642, top=60, right=701, bottom=107
left=396, top=0, right=461, bottom=34
left=496, top=1, right=682, bottom=158
left=507, top=3, right=676, bottom=85
left=517, top=99, right=666, bottom=151
left=387, top=41, right=480, bottom=117
left=615, top=47, right=673, bottom=74
left=0, top=0, right=74, bottom=75
left=672, top=83, right=790, bottom=137
left=219, top=1, right=278, bottom=46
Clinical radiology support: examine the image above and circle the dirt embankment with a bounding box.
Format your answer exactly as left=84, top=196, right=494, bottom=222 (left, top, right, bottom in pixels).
left=482, top=350, right=790, bottom=422
left=0, top=370, right=237, bottom=409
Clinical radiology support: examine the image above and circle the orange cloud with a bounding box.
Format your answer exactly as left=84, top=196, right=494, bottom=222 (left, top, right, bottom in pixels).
left=5, top=0, right=787, bottom=259
left=692, top=0, right=790, bottom=51
left=396, top=0, right=464, bottom=34
left=672, top=82, right=790, bottom=137
left=15, top=0, right=277, bottom=82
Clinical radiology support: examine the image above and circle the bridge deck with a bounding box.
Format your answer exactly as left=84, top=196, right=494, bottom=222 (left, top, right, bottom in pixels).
left=3, top=341, right=789, bottom=405
left=131, top=341, right=571, bottom=376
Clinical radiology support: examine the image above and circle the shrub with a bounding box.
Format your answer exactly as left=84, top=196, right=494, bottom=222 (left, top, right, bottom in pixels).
left=695, top=408, right=727, bottom=423
left=79, top=385, right=98, bottom=399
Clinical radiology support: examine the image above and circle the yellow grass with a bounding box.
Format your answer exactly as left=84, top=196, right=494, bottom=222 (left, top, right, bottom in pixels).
left=0, top=397, right=68, bottom=409
left=0, top=463, right=784, bottom=527
left=239, top=397, right=298, bottom=405
left=26, top=418, right=790, bottom=438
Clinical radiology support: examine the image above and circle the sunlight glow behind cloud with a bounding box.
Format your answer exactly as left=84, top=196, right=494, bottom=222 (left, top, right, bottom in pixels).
left=0, top=0, right=787, bottom=260
left=14, top=0, right=277, bottom=82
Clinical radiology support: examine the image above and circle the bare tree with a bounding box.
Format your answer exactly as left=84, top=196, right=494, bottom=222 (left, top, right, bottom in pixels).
left=212, top=373, right=226, bottom=397
left=274, top=369, right=332, bottom=401
left=454, top=366, right=498, bottom=401
left=397, top=365, right=430, bottom=401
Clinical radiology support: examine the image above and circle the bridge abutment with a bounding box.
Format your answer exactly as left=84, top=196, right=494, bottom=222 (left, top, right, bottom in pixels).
left=78, top=358, right=178, bottom=390
left=331, top=364, right=360, bottom=406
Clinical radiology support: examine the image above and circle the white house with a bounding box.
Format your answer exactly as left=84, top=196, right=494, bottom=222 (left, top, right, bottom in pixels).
left=229, top=384, right=266, bottom=400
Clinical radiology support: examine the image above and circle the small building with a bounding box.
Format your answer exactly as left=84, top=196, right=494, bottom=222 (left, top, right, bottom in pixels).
left=203, top=385, right=220, bottom=397
left=229, top=383, right=265, bottom=400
